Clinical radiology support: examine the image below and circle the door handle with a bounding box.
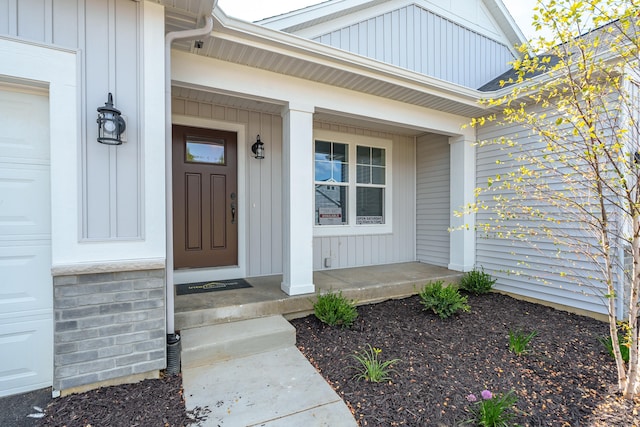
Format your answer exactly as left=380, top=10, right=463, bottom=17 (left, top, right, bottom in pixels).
left=230, top=192, right=236, bottom=224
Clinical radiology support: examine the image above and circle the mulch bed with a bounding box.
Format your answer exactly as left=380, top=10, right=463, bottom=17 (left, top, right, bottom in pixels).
left=35, top=293, right=640, bottom=426
left=291, top=293, right=640, bottom=426
left=37, top=373, right=208, bottom=427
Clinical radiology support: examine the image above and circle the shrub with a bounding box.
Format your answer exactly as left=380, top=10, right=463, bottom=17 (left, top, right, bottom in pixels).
left=418, top=280, right=470, bottom=319
left=459, top=267, right=497, bottom=295
left=508, top=329, right=537, bottom=355
left=466, top=389, right=518, bottom=427
left=351, top=344, right=400, bottom=383
left=313, top=290, right=358, bottom=328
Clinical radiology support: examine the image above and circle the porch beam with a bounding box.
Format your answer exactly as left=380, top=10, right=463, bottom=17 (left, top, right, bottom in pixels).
left=281, top=103, right=315, bottom=295
left=449, top=135, right=476, bottom=272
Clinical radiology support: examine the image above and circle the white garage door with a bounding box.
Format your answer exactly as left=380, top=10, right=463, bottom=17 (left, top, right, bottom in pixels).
left=0, top=84, right=52, bottom=397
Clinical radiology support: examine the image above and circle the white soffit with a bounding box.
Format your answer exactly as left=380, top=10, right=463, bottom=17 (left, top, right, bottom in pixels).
left=172, top=10, right=494, bottom=118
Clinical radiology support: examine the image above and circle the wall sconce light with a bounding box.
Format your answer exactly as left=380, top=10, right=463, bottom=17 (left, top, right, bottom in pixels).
left=97, top=93, right=126, bottom=145
left=252, top=134, right=265, bottom=159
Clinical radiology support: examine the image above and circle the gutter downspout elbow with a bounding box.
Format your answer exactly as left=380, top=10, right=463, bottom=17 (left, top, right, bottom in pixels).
left=165, top=11, right=215, bottom=336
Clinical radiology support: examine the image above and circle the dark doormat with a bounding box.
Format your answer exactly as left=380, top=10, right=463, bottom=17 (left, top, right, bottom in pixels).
left=176, top=278, right=252, bottom=295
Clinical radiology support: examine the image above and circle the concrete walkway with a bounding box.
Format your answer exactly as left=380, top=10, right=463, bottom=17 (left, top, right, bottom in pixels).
left=182, top=346, right=358, bottom=426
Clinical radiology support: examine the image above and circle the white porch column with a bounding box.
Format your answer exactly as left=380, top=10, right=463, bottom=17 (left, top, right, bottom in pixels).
left=281, top=103, right=315, bottom=295
left=449, top=135, right=476, bottom=272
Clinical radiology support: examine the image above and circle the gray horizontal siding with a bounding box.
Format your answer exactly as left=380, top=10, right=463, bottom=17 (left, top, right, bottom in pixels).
left=475, top=113, right=622, bottom=315
left=312, top=4, right=513, bottom=89
left=416, top=133, right=450, bottom=267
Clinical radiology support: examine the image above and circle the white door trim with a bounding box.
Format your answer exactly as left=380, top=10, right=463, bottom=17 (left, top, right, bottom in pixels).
left=171, top=114, right=247, bottom=283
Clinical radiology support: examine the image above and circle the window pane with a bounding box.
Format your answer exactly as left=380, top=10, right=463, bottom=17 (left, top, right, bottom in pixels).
left=372, top=148, right=385, bottom=166
left=316, top=185, right=348, bottom=225
left=315, top=141, right=331, bottom=161
left=335, top=162, right=349, bottom=182
left=315, top=161, right=332, bottom=181
left=357, top=165, right=370, bottom=184
left=357, top=146, right=370, bottom=164
left=333, top=143, right=348, bottom=162
left=372, top=166, right=385, bottom=184
left=186, top=140, right=225, bottom=164
left=356, top=187, right=384, bottom=224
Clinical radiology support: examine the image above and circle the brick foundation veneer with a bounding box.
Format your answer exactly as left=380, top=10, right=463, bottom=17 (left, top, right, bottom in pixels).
left=53, top=269, right=166, bottom=392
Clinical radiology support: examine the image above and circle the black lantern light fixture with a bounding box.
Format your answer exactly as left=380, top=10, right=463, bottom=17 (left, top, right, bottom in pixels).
left=97, top=93, right=126, bottom=145
left=251, top=134, right=265, bottom=159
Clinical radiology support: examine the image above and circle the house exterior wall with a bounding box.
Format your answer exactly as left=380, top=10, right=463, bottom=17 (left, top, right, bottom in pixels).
left=171, top=97, right=418, bottom=275
left=313, top=123, right=416, bottom=270
left=1, top=0, right=167, bottom=395
left=171, top=97, right=284, bottom=277
left=308, top=4, right=514, bottom=89
left=416, top=133, right=450, bottom=267
left=53, top=268, right=165, bottom=391
left=475, top=113, right=613, bottom=315
left=0, top=0, right=157, bottom=242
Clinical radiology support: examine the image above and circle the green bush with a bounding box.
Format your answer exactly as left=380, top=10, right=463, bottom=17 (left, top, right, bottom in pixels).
left=313, top=290, right=358, bottom=328
left=459, top=267, right=497, bottom=295
left=419, top=280, right=470, bottom=319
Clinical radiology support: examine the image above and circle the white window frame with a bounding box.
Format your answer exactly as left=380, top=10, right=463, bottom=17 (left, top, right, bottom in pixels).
left=313, top=129, right=392, bottom=237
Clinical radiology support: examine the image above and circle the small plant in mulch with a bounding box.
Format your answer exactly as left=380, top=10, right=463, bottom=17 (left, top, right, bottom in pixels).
left=598, top=321, right=631, bottom=363
left=465, top=389, right=518, bottom=427
left=351, top=344, right=400, bottom=383
left=418, top=280, right=470, bottom=319
left=459, top=267, right=497, bottom=295
left=508, top=329, right=537, bottom=355
left=313, top=290, right=358, bottom=328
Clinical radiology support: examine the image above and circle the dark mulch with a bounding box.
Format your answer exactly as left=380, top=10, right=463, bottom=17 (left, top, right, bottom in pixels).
left=291, top=293, right=640, bottom=426
left=37, top=373, right=208, bottom=427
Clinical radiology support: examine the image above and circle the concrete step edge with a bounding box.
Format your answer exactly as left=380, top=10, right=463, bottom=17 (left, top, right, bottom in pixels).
left=180, top=315, right=296, bottom=369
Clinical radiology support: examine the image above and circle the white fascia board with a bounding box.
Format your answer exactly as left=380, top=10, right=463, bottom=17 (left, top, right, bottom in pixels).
left=482, top=0, right=527, bottom=55
left=171, top=49, right=475, bottom=139
left=212, top=9, right=483, bottom=109
left=256, top=0, right=379, bottom=30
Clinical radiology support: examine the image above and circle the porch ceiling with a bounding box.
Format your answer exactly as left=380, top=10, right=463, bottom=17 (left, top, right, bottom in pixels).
left=162, top=3, right=497, bottom=119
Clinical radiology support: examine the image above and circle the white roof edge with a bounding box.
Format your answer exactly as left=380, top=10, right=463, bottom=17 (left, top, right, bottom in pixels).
left=482, top=0, right=528, bottom=52
left=211, top=6, right=516, bottom=107
left=257, top=0, right=379, bottom=28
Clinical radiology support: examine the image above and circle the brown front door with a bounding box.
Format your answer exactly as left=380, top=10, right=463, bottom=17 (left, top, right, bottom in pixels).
left=172, top=125, right=238, bottom=269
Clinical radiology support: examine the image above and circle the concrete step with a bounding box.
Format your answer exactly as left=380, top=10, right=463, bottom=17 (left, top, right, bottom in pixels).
left=180, top=315, right=296, bottom=369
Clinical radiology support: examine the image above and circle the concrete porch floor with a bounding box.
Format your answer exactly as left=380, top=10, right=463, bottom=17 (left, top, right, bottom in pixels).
left=175, top=262, right=462, bottom=330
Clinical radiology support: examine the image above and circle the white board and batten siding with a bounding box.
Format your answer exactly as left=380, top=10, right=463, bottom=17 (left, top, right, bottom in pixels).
left=416, top=133, right=450, bottom=267
left=476, top=120, right=614, bottom=315
left=310, top=4, right=514, bottom=90
left=313, top=122, right=416, bottom=270
left=0, top=85, right=53, bottom=397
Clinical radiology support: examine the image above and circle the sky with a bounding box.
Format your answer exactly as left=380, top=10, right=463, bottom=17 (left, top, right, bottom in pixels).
left=217, top=0, right=541, bottom=40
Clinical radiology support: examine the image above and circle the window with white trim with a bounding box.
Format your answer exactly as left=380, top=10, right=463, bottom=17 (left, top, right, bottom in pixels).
left=314, top=130, right=392, bottom=236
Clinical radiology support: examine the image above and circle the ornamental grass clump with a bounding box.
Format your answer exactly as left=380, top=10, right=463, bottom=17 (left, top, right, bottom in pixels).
left=351, top=344, right=400, bottom=383
left=466, top=389, right=518, bottom=427
left=599, top=321, right=631, bottom=363
left=508, top=329, right=537, bottom=355
left=313, top=290, right=358, bottom=328
left=419, top=280, right=470, bottom=319
left=459, top=267, right=497, bottom=295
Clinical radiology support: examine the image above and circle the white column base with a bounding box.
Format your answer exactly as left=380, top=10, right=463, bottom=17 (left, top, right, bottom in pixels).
left=281, top=281, right=316, bottom=296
